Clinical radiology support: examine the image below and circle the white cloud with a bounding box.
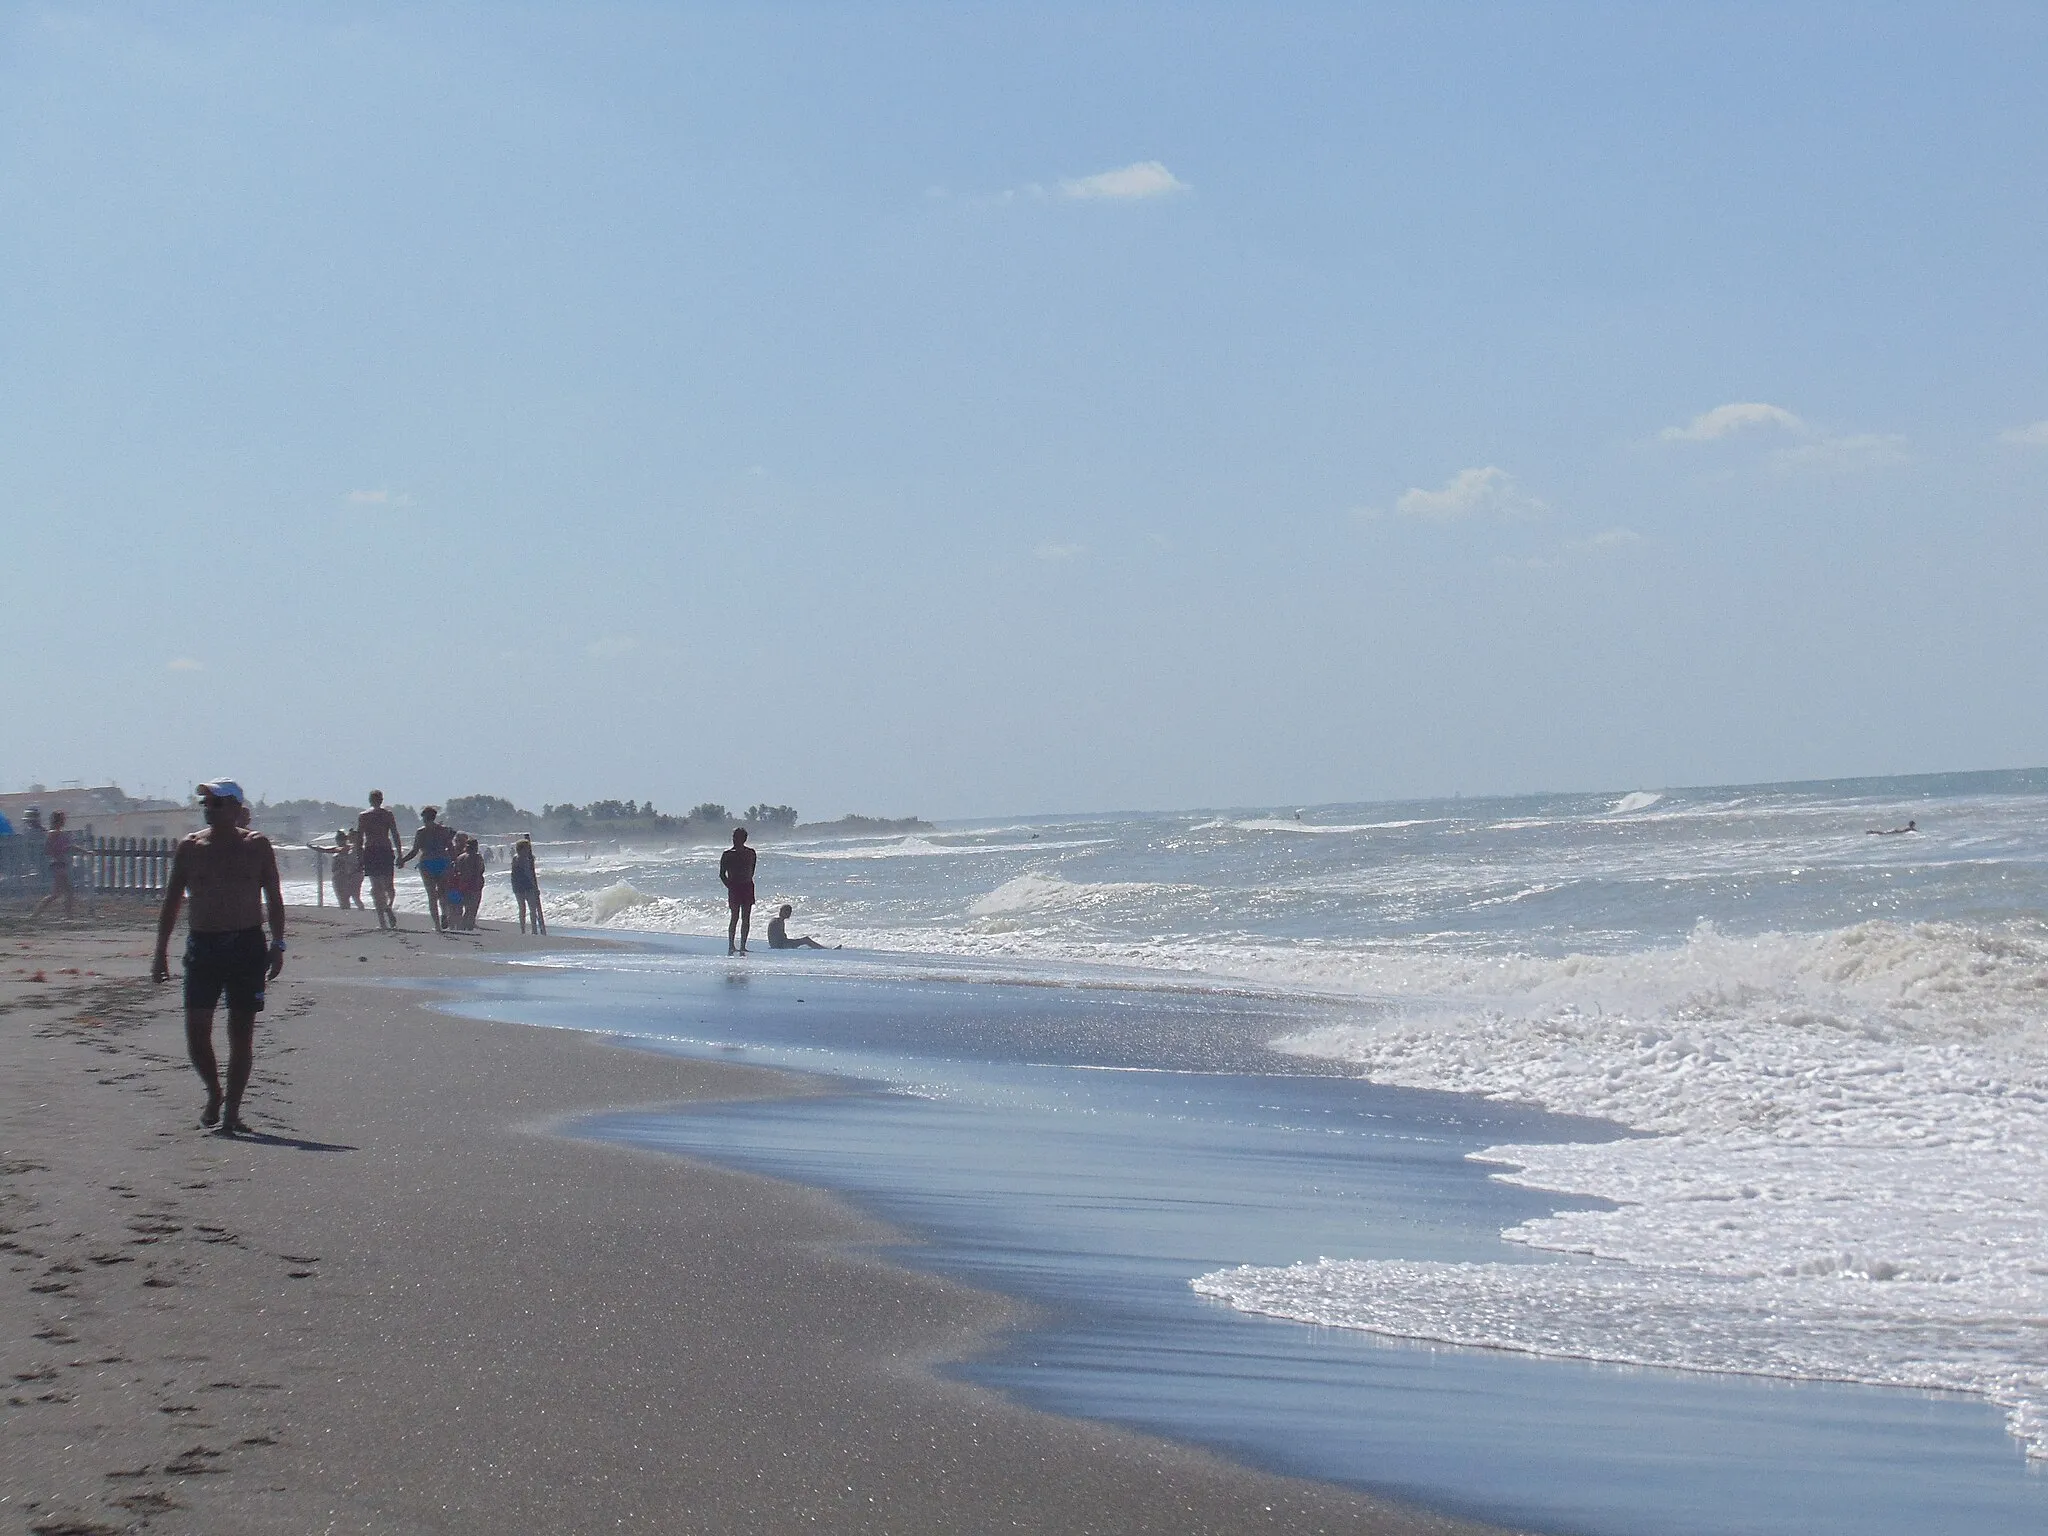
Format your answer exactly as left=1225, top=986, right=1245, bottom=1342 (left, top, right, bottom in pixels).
left=585, top=634, right=640, bottom=659
left=1998, top=420, right=2048, bottom=447
left=166, top=656, right=203, bottom=672
left=1394, top=466, right=1546, bottom=522
left=1573, top=526, right=1642, bottom=552
left=1769, top=432, right=1910, bottom=474
left=1035, top=542, right=1087, bottom=562
left=1661, top=403, right=1907, bottom=474
left=1057, top=160, right=1189, bottom=200
left=1661, top=402, right=1807, bottom=442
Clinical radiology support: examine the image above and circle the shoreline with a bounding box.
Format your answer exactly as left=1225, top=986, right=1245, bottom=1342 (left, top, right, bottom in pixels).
left=423, top=930, right=2048, bottom=1536
left=0, top=905, right=1509, bottom=1535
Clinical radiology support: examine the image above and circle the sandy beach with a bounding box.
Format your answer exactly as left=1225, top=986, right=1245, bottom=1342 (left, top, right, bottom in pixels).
left=0, top=905, right=1509, bottom=1536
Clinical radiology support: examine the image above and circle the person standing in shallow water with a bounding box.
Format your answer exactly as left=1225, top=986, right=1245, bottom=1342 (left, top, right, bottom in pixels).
left=511, top=835, right=545, bottom=935
left=357, top=791, right=403, bottom=928
left=151, top=781, right=285, bottom=1136
left=719, top=827, right=757, bottom=955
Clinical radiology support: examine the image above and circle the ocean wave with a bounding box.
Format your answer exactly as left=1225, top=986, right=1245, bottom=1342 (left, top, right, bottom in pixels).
left=1608, top=790, right=1664, bottom=815
left=1193, top=1256, right=2048, bottom=1456
left=963, top=870, right=1191, bottom=928
left=1196, top=817, right=1454, bottom=834
left=1202, top=918, right=2048, bottom=1458
left=586, top=881, right=660, bottom=924
left=781, top=835, right=1113, bottom=860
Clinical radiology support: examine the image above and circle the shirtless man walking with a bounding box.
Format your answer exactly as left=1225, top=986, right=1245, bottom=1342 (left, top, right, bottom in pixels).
left=151, top=780, right=285, bottom=1135
left=358, top=790, right=404, bottom=929
left=719, top=827, right=757, bottom=955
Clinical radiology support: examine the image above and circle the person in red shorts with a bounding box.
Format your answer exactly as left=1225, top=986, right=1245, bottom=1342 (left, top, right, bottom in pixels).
left=719, top=827, right=757, bottom=955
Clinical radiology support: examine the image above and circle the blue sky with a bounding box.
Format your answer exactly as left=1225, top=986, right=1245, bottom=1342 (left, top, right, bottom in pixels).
left=5, top=4, right=2046, bottom=818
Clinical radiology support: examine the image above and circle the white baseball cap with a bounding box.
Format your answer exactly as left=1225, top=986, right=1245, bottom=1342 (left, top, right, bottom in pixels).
left=196, top=779, right=246, bottom=806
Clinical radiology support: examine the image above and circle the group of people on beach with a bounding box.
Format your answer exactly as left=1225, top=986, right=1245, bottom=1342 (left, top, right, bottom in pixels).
left=141, top=782, right=563, bottom=1137
left=130, top=778, right=832, bottom=1136
left=323, top=792, right=547, bottom=936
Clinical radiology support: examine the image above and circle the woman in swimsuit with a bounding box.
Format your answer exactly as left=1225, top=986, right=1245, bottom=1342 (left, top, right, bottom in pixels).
left=401, top=807, right=460, bottom=930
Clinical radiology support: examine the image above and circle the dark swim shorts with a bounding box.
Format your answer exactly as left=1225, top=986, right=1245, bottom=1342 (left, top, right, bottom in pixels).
left=361, top=844, right=395, bottom=877
left=183, top=927, right=269, bottom=1013
left=729, top=881, right=756, bottom=909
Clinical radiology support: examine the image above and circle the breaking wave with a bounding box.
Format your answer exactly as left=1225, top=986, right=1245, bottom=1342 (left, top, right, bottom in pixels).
left=1199, top=917, right=2048, bottom=1457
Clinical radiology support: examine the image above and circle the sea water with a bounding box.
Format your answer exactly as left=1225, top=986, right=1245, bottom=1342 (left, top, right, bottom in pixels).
left=428, top=768, right=2048, bottom=1494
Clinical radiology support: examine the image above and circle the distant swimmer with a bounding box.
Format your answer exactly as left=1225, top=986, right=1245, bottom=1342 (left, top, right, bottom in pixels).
left=720, top=827, right=757, bottom=955
left=767, top=903, right=836, bottom=950
left=358, top=790, right=404, bottom=928
left=1867, top=819, right=1919, bottom=836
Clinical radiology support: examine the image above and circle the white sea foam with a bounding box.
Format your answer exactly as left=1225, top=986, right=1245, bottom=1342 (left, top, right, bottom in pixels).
left=1197, top=918, right=2048, bottom=1457
left=1609, top=790, right=1664, bottom=815
left=587, top=881, right=659, bottom=923
left=782, top=835, right=1114, bottom=860
left=1200, top=817, right=1452, bottom=834
left=964, top=870, right=1190, bottom=928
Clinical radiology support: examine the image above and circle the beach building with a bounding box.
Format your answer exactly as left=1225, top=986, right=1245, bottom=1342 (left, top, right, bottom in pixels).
left=0, top=786, right=199, bottom=842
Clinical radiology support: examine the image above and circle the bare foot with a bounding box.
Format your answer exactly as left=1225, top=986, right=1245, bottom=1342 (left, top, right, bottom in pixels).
left=200, top=1095, right=222, bottom=1129
left=218, top=1113, right=252, bottom=1137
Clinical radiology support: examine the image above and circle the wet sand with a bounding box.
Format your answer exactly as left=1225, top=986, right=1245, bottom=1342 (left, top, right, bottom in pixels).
left=0, top=905, right=1512, bottom=1535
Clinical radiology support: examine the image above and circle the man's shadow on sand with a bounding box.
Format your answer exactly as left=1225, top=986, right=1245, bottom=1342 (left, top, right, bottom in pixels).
left=228, top=1128, right=357, bottom=1153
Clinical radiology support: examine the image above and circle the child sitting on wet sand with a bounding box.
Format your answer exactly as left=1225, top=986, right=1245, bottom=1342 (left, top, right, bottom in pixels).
left=766, top=904, right=835, bottom=950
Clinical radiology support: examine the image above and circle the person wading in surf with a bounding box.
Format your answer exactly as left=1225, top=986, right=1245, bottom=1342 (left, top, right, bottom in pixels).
left=511, top=834, right=545, bottom=934
left=719, top=827, right=757, bottom=955
left=151, top=780, right=285, bottom=1136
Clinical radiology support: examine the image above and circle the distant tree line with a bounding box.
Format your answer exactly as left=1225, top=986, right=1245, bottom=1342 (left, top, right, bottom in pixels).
left=251, top=793, right=919, bottom=845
